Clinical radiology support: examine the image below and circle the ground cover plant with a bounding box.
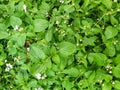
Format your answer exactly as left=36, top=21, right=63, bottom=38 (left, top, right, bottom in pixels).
left=0, top=0, right=120, bottom=90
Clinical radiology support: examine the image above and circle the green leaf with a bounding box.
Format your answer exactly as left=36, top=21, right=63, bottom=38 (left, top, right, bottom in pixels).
left=88, top=53, right=107, bottom=66
left=63, top=67, right=79, bottom=77
left=110, top=15, right=118, bottom=25
left=0, top=23, right=6, bottom=31
left=28, top=80, right=37, bottom=88
left=0, top=61, right=4, bottom=66
left=8, top=47, right=17, bottom=56
left=29, top=63, right=45, bottom=75
left=92, top=28, right=101, bottom=34
left=45, top=30, right=53, bottom=42
left=40, top=2, right=50, bottom=13
left=10, top=16, right=22, bottom=27
left=114, top=54, right=120, bottom=65
left=114, top=81, right=120, bottom=89
left=102, top=82, right=112, bottom=90
left=50, top=46, right=57, bottom=55
left=52, top=54, right=60, bottom=64
left=33, top=19, right=49, bottom=32
left=104, top=43, right=115, bottom=57
left=62, top=78, right=73, bottom=90
left=105, top=26, right=118, bottom=39
left=104, top=74, right=112, bottom=82
left=87, top=71, right=95, bottom=84
left=83, top=36, right=97, bottom=46
left=64, top=5, right=75, bottom=13
left=30, top=45, right=45, bottom=59
left=16, top=33, right=26, bottom=47
left=59, top=42, right=76, bottom=56
left=82, top=0, right=90, bottom=8
left=95, top=69, right=104, bottom=81
left=45, top=58, right=52, bottom=69
left=0, top=31, right=9, bottom=39
left=112, top=66, right=120, bottom=78
left=101, top=0, right=112, bottom=9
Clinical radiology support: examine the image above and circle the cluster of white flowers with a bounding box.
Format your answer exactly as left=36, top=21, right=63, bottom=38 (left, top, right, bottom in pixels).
left=113, top=40, right=118, bottom=45
left=14, top=25, right=24, bottom=32
left=14, top=25, right=19, bottom=31
left=60, top=0, right=64, bottom=3
left=35, top=73, right=47, bottom=80
left=35, top=87, right=44, bottom=90
left=5, top=63, right=13, bottom=72
left=98, top=80, right=102, bottom=84
left=106, top=65, right=112, bottom=74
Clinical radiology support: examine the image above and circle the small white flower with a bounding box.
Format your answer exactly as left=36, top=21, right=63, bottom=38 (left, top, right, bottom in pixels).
left=98, top=80, right=102, bottom=84
left=41, top=76, right=45, bottom=80
left=14, top=57, right=19, bottom=62
left=46, top=12, right=49, bottom=17
left=6, top=63, right=13, bottom=69
left=56, top=21, right=59, bottom=24
left=27, top=47, right=30, bottom=52
left=14, top=25, right=19, bottom=30
left=5, top=67, right=10, bottom=72
left=109, top=71, right=112, bottom=74
left=23, top=4, right=27, bottom=12
left=18, top=27, right=23, bottom=32
left=5, top=60, right=7, bottom=63
left=35, top=87, right=44, bottom=90
left=112, top=81, right=115, bottom=84
left=114, top=0, right=117, bottom=2
left=76, top=43, right=79, bottom=46
left=114, top=40, right=118, bottom=45
left=41, top=74, right=47, bottom=80
left=80, top=39, right=82, bottom=42
left=64, top=20, right=67, bottom=23
left=5, top=63, right=13, bottom=72
left=35, top=73, right=42, bottom=80
left=85, top=12, right=88, bottom=15
left=117, top=9, right=120, bottom=12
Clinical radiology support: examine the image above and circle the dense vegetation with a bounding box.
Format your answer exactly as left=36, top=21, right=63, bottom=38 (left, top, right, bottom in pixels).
left=0, top=0, right=120, bottom=90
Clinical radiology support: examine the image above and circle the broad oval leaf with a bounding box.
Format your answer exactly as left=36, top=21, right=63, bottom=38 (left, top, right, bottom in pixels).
left=101, top=0, right=112, bottom=9
left=10, top=16, right=22, bottom=27
left=59, top=42, right=76, bottom=56
left=104, top=43, right=115, bottom=57
left=52, top=54, right=60, bottom=64
left=112, top=66, right=120, bottom=78
left=0, top=31, right=9, bottom=39
left=33, top=19, right=49, bottom=32
left=88, top=53, right=107, bottom=66
left=114, top=54, right=120, bottom=65
left=105, top=26, right=118, bottom=39
left=30, top=45, right=45, bottom=59
left=63, top=67, right=79, bottom=77
left=45, top=30, right=53, bottom=42
left=16, top=33, right=26, bottom=47
left=102, top=82, right=112, bottom=90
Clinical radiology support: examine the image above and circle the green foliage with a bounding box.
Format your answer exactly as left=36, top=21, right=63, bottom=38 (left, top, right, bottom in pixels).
left=0, top=0, right=120, bottom=89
